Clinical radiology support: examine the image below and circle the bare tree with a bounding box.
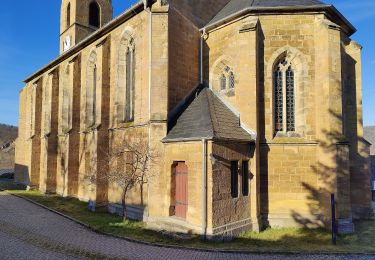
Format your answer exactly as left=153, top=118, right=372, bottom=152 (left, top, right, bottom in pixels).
left=88, top=137, right=158, bottom=220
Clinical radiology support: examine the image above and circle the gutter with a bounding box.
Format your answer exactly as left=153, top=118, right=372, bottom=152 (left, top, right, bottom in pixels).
left=24, top=1, right=145, bottom=83
left=200, top=5, right=356, bottom=35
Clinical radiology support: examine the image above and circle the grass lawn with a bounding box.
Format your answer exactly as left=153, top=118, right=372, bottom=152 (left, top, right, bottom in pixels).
left=1, top=181, right=374, bottom=254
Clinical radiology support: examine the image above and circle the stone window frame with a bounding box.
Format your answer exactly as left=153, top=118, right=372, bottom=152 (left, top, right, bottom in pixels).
left=241, top=160, right=249, bottom=197
left=116, top=28, right=136, bottom=125
left=60, top=64, right=73, bottom=134
left=29, top=83, right=37, bottom=138
left=43, top=74, right=53, bottom=136
left=210, top=57, right=236, bottom=97
left=273, top=57, right=295, bottom=134
left=89, top=1, right=101, bottom=28
left=267, top=46, right=308, bottom=138
left=231, top=160, right=239, bottom=198
left=85, top=51, right=98, bottom=129
left=66, top=2, right=71, bottom=29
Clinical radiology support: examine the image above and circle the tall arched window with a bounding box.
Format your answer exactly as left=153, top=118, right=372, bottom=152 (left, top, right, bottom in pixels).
left=125, top=41, right=135, bottom=122
left=229, top=71, right=235, bottom=89
left=286, top=67, right=295, bottom=132
left=273, top=58, right=295, bottom=134
left=220, top=74, right=226, bottom=90
left=117, top=31, right=135, bottom=124
left=30, top=85, right=36, bottom=137
left=61, top=66, right=72, bottom=133
left=43, top=75, right=52, bottom=135
left=89, top=2, right=100, bottom=28
left=86, top=52, right=97, bottom=127
left=66, top=3, right=71, bottom=28
left=92, top=65, right=97, bottom=122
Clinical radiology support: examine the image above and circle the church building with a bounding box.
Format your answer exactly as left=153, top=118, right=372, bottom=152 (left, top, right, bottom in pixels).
left=15, top=0, right=373, bottom=237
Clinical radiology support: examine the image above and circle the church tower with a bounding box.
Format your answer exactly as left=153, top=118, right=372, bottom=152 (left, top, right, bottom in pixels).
left=60, top=0, right=113, bottom=54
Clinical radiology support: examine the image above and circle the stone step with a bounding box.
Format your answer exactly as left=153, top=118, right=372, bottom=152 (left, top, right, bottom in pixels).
left=146, top=217, right=199, bottom=234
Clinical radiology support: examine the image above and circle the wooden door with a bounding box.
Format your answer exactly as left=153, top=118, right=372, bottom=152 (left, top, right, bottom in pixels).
left=175, top=162, right=188, bottom=219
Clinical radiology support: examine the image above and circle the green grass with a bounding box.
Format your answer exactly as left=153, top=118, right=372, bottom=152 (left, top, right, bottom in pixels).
left=1, top=182, right=374, bottom=254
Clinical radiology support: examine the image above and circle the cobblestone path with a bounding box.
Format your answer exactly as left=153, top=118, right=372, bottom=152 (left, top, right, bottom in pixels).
left=0, top=192, right=373, bottom=260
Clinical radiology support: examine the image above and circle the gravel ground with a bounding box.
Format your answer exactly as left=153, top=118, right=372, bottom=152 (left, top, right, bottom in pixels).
left=0, top=191, right=374, bottom=260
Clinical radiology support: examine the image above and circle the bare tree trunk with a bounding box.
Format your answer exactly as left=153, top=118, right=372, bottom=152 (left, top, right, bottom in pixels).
left=140, top=182, right=144, bottom=206
left=122, top=189, right=127, bottom=221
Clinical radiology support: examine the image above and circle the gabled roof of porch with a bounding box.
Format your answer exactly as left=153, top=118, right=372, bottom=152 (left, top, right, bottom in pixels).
left=163, top=87, right=254, bottom=143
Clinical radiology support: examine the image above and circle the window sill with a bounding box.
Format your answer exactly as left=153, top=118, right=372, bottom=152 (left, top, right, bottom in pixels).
left=115, top=121, right=135, bottom=129
left=267, top=135, right=318, bottom=145
left=219, top=88, right=235, bottom=97
left=82, top=123, right=101, bottom=133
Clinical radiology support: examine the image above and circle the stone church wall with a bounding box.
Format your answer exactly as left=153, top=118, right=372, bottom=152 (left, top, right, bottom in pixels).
left=15, top=0, right=372, bottom=235
left=211, top=142, right=252, bottom=236
left=168, top=6, right=200, bottom=111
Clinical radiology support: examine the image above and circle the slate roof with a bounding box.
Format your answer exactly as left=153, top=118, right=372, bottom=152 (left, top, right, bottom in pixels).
left=163, top=88, right=254, bottom=143
left=206, top=0, right=328, bottom=27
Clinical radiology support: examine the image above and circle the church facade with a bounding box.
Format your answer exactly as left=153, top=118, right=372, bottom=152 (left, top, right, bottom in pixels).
left=15, top=0, right=373, bottom=237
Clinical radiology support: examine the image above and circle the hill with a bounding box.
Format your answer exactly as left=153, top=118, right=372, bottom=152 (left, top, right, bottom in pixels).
left=364, top=126, right=375, bottom=155
left=0, top=124, right=18, bottom=146
left=0, top=124, right=18, bottom=170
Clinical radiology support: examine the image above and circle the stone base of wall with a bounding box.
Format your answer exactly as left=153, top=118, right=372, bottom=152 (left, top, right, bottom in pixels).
left=107, top=203, right=146, bottom=221
left=146, top=216, right=202, bottom=234
left=208, top=218, right=252, bottom=241
left=337, top=218, right=354, bottom=234
left=146, top=216, right=252, bottom=240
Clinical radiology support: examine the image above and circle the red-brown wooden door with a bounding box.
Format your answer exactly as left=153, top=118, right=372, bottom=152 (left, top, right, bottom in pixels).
left=175, top=162, right=188, bottom=219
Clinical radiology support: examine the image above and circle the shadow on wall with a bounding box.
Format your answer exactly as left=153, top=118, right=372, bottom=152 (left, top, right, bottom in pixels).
left=371, top=156, right=375, bottom=201
left=291, top=109, right=373, bottom=230
left=14, top=164, right=30, bottom=185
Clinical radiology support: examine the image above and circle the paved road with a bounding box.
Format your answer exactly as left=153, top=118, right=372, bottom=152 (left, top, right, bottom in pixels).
left=0, top=191, right=373, bottom=260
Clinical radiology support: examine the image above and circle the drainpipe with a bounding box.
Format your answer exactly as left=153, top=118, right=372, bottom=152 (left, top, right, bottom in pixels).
left=200, top=29, right=206, bottom=85
left=146, top=6, right=152, bottom=219
left=202, top=138, right=207, bottom=239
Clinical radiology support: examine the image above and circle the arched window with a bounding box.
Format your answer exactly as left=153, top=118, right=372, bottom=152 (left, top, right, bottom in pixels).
left=89, top=2, right=100, bottom=28
left=274, top=65, right=283, bottom=132
left=30, top=85, right=36, bottom=137
left=229, top=71, right=235, bottom=89
left=92, top=65, right=97, bottom=122
left=43, top=75, right=52, bottom=135
left=273, top=58, right=295, bottom=134
left=86, top=52, right=97, bottom=128
left=286, top=67, right=295, bottom=132
left=66, top=3, right=71, bottom=28
left=61, top=66, right=72, bottom=133
left=117, top=31, right=135, bottom=124
left=220, top=74, right=226, bottom=90
left=217, top=66, right=235, bottom=92
left=125, top=41, right=135, bottom=122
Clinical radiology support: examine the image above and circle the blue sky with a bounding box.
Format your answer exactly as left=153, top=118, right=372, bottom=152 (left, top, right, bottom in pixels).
left=0, top=0, right=374, bottom=127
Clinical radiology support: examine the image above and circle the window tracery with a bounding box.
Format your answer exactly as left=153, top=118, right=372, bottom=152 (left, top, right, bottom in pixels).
left=274, top=58, right=295, bottom=134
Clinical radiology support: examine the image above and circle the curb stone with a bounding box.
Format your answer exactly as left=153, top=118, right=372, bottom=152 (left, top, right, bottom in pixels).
left=2, top=190, right=375, bottom=257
